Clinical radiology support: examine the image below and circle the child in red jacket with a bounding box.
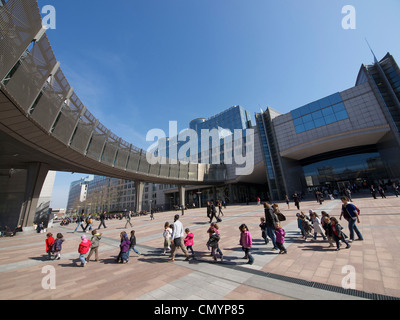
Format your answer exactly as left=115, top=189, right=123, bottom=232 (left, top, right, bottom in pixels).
left=45, top=233, right=55, bottom=260
left=78, top=235, right=91, bottom=267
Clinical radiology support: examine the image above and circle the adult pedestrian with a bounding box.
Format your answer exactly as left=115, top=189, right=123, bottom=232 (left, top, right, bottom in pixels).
left=73, top=214, right=86, bottom=233
left=378, top=186, right=386, bottom=199
left=208, top=201, right=219, bottom=223
left=264, top=203, right=279, bottom=251
left=98, top=211, right=107, bottom=229
left=169, top=214, right=190, bottom=262
left=340, top=196, right=363, bottom=242
left=370, top=185, right=377, bottom=199
left=125, top=211, right=133, bottom=228
left=292, top=193, right=300, bottom=210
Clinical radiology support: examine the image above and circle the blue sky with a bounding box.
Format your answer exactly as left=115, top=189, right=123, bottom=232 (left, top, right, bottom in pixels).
left=37, top=0, right=400, bottom=208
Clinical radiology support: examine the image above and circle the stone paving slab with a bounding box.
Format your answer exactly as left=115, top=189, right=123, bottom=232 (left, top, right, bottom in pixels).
left=1, top=195, right=400, bottom=300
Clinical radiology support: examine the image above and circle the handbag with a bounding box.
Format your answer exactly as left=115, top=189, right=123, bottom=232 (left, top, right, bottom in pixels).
left=277, top=212, right=286, bottom=222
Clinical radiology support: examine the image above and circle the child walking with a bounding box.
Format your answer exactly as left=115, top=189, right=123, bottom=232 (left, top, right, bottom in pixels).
left=162, top=222, right=172, bottom=255
left=45, top=233, right=55, bottom=260
left=87, top=230, right=102, bottom=263
left=275, top=222, right=287, bottom=254
left=207, top=223, right=224, bottom=260
left=259, top=217, right=268, bottom=244
left=128, top=230, right=141, bottom=257
left=116, top=231, right=130, bottom=263
left=207, top=229, right=221, bottom=262
left=78, top=235, right=91, bottom=267
left=239, top=224, right=254, bottom=265
left=330, top=217, right=351, bottom=251
left=184, top=228, right=195, bottom=257
left=53, top=233, right=64, bottom=260
left=309, top=211, right=327, bottom=241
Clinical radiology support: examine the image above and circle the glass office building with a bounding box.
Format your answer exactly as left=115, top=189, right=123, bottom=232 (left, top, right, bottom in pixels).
left=257, top=52, right=400, bottom=199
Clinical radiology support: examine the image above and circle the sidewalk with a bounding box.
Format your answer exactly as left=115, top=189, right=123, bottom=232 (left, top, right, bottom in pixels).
left=0, top=195, right=399, bottom=300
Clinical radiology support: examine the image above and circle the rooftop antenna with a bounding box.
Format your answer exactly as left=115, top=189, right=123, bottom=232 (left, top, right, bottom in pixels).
left=365, top=38, right=378, bottom=64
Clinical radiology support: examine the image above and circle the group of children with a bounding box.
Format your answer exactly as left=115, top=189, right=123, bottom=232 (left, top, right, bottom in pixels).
left=162, top=221, right=268, bottom=265
left=45, top=229, right=141, bottom=267
left=296, top=210, right=351, bottom=251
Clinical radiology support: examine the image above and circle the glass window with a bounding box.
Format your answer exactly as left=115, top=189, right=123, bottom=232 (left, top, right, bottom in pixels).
left=314, top=117, right=326, bottom=127
left=302, top=114, right=313, bottom=123
left=322, top=107, right=334, bottom=117
left=328, top=93, right=342, bottom=105
left=304, top=121, right=316, bottom=131
left=299, top=105, right=311, bottom=116
left=311, top=110, right=323, bottom=120
left=293, top=118, right=303, bottom=127
left=309, top=101, right=321, bottom=113
left=332, top=102, right=346, bottom=113
left=324, top=114, right=337, bottom=124
left=335, top=110, right=348, bottom=121
left=295, top=124, right=305, bottom=133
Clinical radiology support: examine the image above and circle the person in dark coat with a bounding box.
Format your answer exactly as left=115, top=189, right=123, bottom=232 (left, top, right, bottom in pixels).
left=98, top=211, right=107, bottom=229
left=329, top=217, right=351, bottom=251
left=263, top=203, right=278, bottom=250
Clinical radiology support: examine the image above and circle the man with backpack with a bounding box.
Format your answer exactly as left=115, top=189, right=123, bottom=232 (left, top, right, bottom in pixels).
left=340, top=196, right=363, bottom=242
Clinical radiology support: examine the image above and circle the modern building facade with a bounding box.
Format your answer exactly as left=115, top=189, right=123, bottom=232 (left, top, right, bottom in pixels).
left=256, top=52, right=400, bottom=199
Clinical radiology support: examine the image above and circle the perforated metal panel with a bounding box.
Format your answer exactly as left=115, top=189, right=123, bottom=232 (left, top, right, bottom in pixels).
left=0, top=0, right=42, bottom=81
left=188, top=163, right=198, bottom=181
left=101, top=139, right=118, bottom=165
left=30, top=85, right=64, bottom=131
left=169, top=163, right=179, bottom=179
left=114, top=148, right=129, bottom=169
left=179, top=163, right=189, bottom=180
left=86, top=132, right=106, bottom=161
left=70, top=120, right=93, bottom=153
left=138, top=152, right=150, bottom=174
left=149, top=162, right=161, bottom=176
left=159, top=159, right=170, bottom=177
left=127, top=150, right=140, bottom=172
left=5, top=34, right=57, bottom=111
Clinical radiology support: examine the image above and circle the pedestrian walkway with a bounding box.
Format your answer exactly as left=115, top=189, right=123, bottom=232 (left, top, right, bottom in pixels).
left=0, top=195, right=399, bottom=300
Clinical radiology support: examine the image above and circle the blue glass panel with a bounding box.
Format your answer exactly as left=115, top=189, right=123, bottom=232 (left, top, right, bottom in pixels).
left=335, top=110, right=349, bottom=121
left=322, top=107, right=334, bottom=116
left=332, top=102, right=346, bottom=113
left=299, top=105, right=311, bottom=116
left=314, top=117, right=326, bottom=127
left=319, top=96, right=331, bottom=108
left=293, top=118, right=303, bottom=127
left=295, top=124, right=305, bottom=133
left=302, top=114, right=313, bottom=123
left=324, top=114, right=337, bottom=124
left=311, top=110, right=323, bottom=120
left=303, top=121, right=316, bottom=131
left=291, top=109, right=302, bottom=119
left=328, top=92, right=342, bottom=105
left=309, top=101, right=321, bottom=112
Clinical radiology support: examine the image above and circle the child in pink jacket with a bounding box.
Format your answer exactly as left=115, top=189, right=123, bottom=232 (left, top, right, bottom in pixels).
left=275, top=222, right=287, bottom=254
left=184, top=228, right=195, bottom=257
left=239, top=224, right=254, bottom=265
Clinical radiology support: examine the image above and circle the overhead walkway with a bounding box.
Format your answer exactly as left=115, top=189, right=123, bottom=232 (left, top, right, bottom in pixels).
left=0, top=0, right=225, bottom=229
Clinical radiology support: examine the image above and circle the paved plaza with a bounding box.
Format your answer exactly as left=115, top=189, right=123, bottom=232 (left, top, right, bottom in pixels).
left=1, top=194, right=400, bottom=300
